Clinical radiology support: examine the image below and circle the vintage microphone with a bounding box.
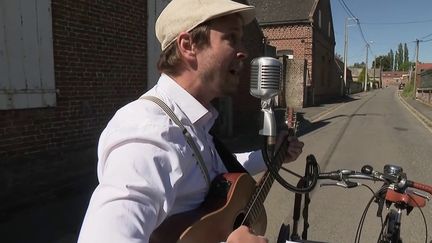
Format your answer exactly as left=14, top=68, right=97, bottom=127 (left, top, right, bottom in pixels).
left=249, top=56, right=282, bottom=157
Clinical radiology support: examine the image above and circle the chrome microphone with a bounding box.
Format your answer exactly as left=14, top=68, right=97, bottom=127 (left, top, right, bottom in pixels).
left=250, top=57, right=282, bottom=100
left=249, top=57, right=282, bottom=138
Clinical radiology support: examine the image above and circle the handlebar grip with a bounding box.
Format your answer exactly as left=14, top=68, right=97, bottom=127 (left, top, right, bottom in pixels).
left=318, top=172, right=340, bottom=180
left=409, top=181, right=432, bottom=194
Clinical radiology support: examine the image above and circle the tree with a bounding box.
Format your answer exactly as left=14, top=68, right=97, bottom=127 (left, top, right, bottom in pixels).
left=389, top=49, right=394, bottom=71
left=373, top=55, right=391, bottom=71
left=397, top=43, right=404, bottom=70
left=403, top=43, right=409, bottom=63
left=394, top=52, right=399, bottom=70
left=352, top=62, right=365, bottom=68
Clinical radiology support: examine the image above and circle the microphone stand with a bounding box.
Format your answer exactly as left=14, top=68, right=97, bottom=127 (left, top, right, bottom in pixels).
left=259, top=98, right=277, bottom=160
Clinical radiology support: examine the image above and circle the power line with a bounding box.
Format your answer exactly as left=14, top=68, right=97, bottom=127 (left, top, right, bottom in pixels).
left=362, top=19, right=432, bottom=25
left=336, top=0, right=373, bottom=55
left=337, top=0, right=356, bottom=19
left=420, top=32, right=432, bottom=40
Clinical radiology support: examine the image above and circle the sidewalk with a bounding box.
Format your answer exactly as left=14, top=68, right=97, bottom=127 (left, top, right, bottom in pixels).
left=398, top=92, right=432, bottom=129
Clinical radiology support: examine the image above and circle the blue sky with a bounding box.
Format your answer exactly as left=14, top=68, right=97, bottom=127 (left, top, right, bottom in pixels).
left=330, top=0, right=432, bottom=67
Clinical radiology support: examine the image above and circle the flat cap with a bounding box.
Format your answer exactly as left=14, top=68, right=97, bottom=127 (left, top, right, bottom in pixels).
left=156, top=0, right=255, bottom=51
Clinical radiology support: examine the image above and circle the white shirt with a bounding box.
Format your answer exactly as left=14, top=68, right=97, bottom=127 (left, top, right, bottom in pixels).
left=78, top=74, right=266, bottom=243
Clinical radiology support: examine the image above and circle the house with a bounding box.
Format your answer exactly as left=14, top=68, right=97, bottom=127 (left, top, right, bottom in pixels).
left=416, top=63, right=432, bottom=104
left=248, top=0, right=340, bottom=107
left=0, top=0, right=266, bottom=211
left=415, top=63, right=432, bottom=89
left=381, top=71, right=408, bottom=87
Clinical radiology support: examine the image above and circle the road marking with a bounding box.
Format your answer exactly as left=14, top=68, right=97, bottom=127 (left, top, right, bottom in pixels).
left=311, top=102, right=347, bottom=123
left=397, top=92, right=432, bottom=134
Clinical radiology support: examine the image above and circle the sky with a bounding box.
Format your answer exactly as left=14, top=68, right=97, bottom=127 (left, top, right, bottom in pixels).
left=330, top=0, right=432, bottom=67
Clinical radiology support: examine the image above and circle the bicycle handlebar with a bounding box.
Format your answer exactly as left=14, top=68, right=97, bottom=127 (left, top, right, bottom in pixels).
left=409, top=181, right=432, bottom=195
left=318, top=164, right=432, bottom=197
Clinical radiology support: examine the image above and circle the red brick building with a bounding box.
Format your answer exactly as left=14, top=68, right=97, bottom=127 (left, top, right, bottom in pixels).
left=249, top=0, right=341, bottom=106
left=381, top=71, right=408, bottom=87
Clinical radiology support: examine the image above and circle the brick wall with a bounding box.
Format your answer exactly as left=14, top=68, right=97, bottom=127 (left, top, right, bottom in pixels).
left=259, top=0, right=339, bottom=106
left=0, top=0, right=147, bottom=211
left=263, top=24, right=313, bottom=69
left=0, top=0, right=147, bottom=158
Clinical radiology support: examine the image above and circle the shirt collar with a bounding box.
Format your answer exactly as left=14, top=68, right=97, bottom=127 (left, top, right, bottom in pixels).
left=157, top=74, right=218, bottom=127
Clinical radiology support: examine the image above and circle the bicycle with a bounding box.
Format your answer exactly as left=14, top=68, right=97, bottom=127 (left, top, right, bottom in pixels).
left=277, top=155, right=432, bottom=243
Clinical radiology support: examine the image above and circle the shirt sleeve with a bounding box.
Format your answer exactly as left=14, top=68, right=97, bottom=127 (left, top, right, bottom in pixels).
left=78, top=136, right=181, bottom=243
left=234, top=150, right=267, bottom=175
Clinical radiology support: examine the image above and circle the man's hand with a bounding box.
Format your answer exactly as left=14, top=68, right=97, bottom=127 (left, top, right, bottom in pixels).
left=276, top=131, right=304, bottom=163
left=227, top=226, right=268, bottom=243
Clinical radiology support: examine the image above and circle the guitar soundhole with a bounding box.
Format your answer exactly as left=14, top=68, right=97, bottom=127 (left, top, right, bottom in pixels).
left=233, top=212, right=246, bottom=230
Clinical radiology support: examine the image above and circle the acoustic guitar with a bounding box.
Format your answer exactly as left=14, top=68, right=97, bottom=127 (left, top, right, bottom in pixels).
left=150, top=108, right=298, bottom=243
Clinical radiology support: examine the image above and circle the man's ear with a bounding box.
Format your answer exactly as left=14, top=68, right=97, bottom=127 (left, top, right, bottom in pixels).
left=177, top=32, right=196, bottom=61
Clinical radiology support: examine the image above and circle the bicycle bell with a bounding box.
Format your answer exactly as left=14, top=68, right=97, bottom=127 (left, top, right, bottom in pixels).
left=384, top=164, right=403, bottom=176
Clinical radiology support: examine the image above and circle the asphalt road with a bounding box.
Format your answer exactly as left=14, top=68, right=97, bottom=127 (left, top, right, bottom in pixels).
left=263, top=87, right=432, bottom=242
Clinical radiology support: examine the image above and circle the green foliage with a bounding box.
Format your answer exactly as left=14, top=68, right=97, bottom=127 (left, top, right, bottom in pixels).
left=357, top=67, right=371, bottom=84
left=373, top=55, right=392, bottom=71
left=392, top=42, right=410, bottom=71
left=399, top=61, right=413, bottom=72
left=402, top=80, right=414, bottom=98
left=389, top=49, right=394, bottom=70
left=352, top=62, right=365, bottom=68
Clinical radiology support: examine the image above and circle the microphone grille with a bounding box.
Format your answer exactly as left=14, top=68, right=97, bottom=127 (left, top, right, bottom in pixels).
left=250, top=57, right=282, bottom=100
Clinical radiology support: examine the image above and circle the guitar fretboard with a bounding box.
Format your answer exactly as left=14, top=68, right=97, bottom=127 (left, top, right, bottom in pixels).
left=242, top=108, right=298, bottom=226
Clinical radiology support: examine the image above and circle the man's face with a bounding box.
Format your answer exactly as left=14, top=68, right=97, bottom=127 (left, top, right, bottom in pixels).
left=195, top=14, right=247, bottom=98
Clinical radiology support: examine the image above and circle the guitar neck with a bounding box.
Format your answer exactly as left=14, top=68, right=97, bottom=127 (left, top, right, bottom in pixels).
left=243, top=138, right=291, bottom=225
left=243, top=108, right=297, bottom=226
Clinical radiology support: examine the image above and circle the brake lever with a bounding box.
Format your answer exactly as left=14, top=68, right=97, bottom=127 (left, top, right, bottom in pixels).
left=320, top=181, right=360, bottom=188
left=409, top=189, right=431, bottom=201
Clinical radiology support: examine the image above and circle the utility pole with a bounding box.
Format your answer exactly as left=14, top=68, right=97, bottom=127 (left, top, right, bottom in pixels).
left=373, top=56, right=376, bottom=88
left=342, top=17, right=348, bottom=96
left=343, top=18, right=356, bottom=95
left=413, top=39, right=420, bottom=99
left=364, top=43, right=369, bottom=92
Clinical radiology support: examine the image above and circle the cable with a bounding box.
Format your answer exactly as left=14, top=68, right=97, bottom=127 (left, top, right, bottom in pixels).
left=362, top=19, right=432, bottom=25
left=354, top=185, right=376, bottom=243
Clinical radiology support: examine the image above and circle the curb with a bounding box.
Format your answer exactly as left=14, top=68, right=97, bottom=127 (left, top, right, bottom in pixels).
left=398, top=92, right=432, bottom=133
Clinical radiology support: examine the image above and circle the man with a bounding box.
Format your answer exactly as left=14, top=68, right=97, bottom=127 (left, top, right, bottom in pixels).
left=78, top=0, right=304, bottom=242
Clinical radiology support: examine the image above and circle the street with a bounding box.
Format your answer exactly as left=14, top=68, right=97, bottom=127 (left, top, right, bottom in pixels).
left=263, top=87, right=432, bottom=242
left=1, top=87, right=432, bottom=243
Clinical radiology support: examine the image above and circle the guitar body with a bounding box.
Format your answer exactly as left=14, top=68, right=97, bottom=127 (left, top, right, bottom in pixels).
left=150, top=173, right=267, bottom=243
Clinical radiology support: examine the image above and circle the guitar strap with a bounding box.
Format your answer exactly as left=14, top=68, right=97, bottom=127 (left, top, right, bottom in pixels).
left=141, top=95, right=248, bottom=177
left=212, top=135, right=248, bottom=174
left=140, top=96, right=211, bottom=187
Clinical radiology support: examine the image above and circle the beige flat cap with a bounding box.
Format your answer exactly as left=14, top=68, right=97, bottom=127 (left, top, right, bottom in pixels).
left=156, top=0, right=255, bottom=51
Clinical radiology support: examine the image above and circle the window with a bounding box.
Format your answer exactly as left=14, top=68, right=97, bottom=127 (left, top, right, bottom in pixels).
left=0, top=0, right=56, bottom=110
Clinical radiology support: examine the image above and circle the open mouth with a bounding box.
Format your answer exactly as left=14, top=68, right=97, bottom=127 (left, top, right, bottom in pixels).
left=229, top=69, right=237, bottom=75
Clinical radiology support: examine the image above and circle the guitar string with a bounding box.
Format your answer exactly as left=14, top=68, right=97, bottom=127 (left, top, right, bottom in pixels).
left=241, top=110, right=297, bottom=226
